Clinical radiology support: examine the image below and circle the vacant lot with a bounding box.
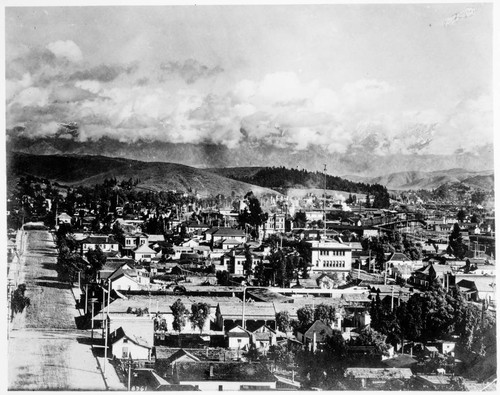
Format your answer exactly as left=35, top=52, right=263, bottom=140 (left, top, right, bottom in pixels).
left=8, top=229, right=108, bottom=390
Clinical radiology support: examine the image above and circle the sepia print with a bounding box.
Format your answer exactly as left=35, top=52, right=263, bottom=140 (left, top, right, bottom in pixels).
left=5, top=2, right=496, bottom=391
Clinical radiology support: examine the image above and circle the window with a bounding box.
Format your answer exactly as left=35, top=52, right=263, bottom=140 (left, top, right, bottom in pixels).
left=122, top=347, right=128, bottom=359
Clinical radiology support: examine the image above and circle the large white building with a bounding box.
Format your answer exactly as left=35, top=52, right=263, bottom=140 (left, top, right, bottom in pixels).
left=308, top=240, right=352, bottom=279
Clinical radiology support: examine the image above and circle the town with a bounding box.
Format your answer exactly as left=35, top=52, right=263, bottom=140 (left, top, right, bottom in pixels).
left=7, top=172, right=496, bottom=391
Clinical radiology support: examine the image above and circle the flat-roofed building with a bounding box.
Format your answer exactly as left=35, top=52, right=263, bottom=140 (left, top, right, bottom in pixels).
left=308, top=240, right=352, bottom=279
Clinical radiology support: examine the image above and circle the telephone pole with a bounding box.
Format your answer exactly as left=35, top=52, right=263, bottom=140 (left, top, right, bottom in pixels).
left=323, top=164, right=327, bottom=238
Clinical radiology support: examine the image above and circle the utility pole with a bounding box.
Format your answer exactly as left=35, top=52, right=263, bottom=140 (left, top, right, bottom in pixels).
left=127, top=355, right=132, bottom=391
left=323, top=164, right=327, bottom=239
left=104, top=280, right=111, bottom=374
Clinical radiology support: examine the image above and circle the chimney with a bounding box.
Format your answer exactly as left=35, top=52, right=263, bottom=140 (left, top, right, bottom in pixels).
left=312, top=331, right=317, bottom=353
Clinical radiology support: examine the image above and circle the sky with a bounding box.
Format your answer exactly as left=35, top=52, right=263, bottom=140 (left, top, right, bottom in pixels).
left=4, top=2, right=494, bottom=156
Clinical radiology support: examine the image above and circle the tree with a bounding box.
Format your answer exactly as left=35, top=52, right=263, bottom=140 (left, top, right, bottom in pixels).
left=238, top=191, right=268, bottom=239
left=245, top=343, right=261, bottom=362
left=294, top=211, right=307, bottom=228
left=314, top=304, right=337, bottom=326
left=297, top=306, right=314, bottom=331
left=448, top=223, right=468, bottom=259
left=352, top=327, right=390, bottom=356
left=456, top=209, right=467, bottom=222
left=276, top=311, right=291, bottom=332
left=171, top=299, right=189, bottom=333
left=11, top=284, right=30, bottom=317
left=85, top=246, right=106, bottom=283
left=216, top=270, right=231, bottom=286
left=190, top=302, right=210, bottom=333
left=243, top=245, right=253, bottom=279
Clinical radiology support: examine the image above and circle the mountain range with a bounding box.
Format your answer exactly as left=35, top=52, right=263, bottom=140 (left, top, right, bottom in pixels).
left=6, top=134, right=494, bottom=178
left=342, top=169, right=494, bottom=191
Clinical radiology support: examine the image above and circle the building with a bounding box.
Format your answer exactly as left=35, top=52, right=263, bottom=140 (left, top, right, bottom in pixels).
left=227, top=325, right=252, bottom=349
left=132, top=243, right=157, bottom=262
left=308, top=240, right=352, bottom=279
left=110, top=326, right=152, bottom=360
left=80, top=235, right=119, bottom=255
left=344, top=367, right=413, bottom=389
left=172, top=362, right=277, bottom=391
left=296, top=320, right=334, bottom=351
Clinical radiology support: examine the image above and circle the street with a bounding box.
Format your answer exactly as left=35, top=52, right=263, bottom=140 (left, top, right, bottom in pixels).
left=8, top=227, right=114, bottom=390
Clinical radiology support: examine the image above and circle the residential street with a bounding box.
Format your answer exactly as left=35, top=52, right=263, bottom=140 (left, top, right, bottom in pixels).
left=8, top=227, right=113, bottom=390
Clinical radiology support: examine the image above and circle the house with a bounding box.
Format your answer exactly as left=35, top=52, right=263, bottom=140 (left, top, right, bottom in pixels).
left=344, top=367, right=413, bottom=389
left=132, top=243, right=157, bottom=262
left=296, top=320, right=333, bottom=351
left=121, top=233, right=149, bottom=255
left=98, top=258, right=135, bottom=282
left=129, top=368, right=171, bottom=391
left=220, top=248, right=264, bottom=275
left=251, top=325, right=277, bottom=351
left=183, top=221, right=210, bottom=235
left=211, top=228, right=246, bottom=245
left=172, top=362, right=276, bottom=391
left=413, top=374, right=453, bottom=390
left=409, top=263, right=453, bottom=288
left=108, top=266, right=150, bottom=291
left=57, top=212, right=72, bottom=225
left=308, top=240, right=352, bottom=278
left=227, top=325, right=252, bottom=350
left=221, top=238, right=243, bottom=250
left=216, top=302, right=276, bottom=332
left=80, top=235, right=119, bottom=255
left=110, top=326, right=152, bottom=360
left=454, top=274, right=496, bottom=304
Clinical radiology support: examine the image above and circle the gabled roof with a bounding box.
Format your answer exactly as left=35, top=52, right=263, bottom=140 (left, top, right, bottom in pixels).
left=112, top=327, right=151, bottom=348
left=227, top=325, right=251, bottom=338
left=304, top=320, right=334, bottom=340
left=163, top=349, right=201, bottom=365
left=222, top=238, right=243, bottom=245
left=388, top=252, right=411, bottom=262
left=134, top=244, right=156, bottom=254
left=109, top=267, right=137, bottom=282
left=81, top=235, right=118, bottom=245
left=382, top=354, right=418, bottom=368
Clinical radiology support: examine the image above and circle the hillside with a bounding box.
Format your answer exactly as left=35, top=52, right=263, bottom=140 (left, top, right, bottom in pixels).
left=7, top=135, right=494, bottom=177
left=209, top=166, right=387, bottom=195
left=343, top=169, right=494, bottom=191
left=7, top=153, right=280, bottom=197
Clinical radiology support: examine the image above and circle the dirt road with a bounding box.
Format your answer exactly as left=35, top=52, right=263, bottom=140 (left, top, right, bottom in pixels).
left=8, top=228, right=109, bottom=390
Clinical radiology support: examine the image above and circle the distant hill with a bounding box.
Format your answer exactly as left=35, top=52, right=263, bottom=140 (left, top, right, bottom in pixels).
left=6, top=134, right=494, bottom=177
left=7, top=153, right=280, bottom=197
left=343, top=169, right=494, bottom=191
left=209, top=166, right=387, bottom=195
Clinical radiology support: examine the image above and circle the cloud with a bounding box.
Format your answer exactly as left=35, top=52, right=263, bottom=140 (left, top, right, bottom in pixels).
left=160, top=59, right=223, bottom=84
left=10, top=87, right=50, bottom=107
left=69, top=63, right=137, bottom=82
left=50, top=85, right=98, bottom=103
left=46, top=40, right=83, bottom=62
left=5, top=49, right=492, bottom=158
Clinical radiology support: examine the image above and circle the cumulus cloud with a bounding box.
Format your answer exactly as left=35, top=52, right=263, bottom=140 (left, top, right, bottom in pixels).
left=160, top=59, right=223, bottom=84
left=70, top=63, right=137, bottom=82
left=46, top=40, right=83, bottom=62
left=5, top=45, right=492, bottom=157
